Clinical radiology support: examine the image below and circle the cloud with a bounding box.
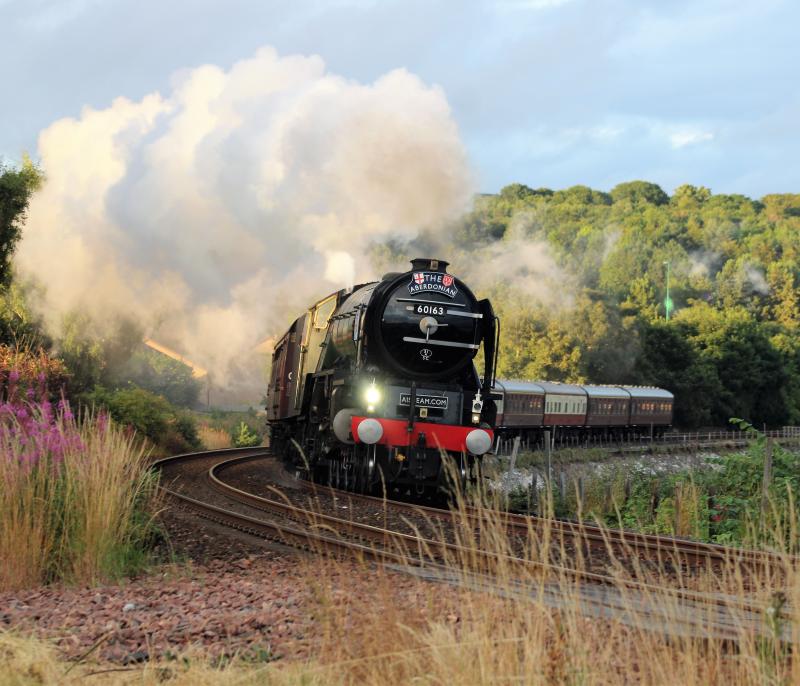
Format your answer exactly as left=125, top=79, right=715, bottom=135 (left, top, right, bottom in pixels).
left=670, top=130, right=714, bottom=149
left=16, top=46, right=474, bottom=394
left=19, top=0, right=101, bottom=32
left=495, top=0, right=575, bottom=10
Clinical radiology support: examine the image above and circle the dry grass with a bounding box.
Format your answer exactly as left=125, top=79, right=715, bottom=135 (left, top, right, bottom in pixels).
left=198, top=425, right=232, bottom=450
left=3, top=466, right=799, bottom=683
left=0, top=411, right=160, bottom=591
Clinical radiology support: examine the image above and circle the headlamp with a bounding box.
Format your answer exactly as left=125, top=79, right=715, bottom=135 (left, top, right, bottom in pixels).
left=365, top=384, right=381, bottom=406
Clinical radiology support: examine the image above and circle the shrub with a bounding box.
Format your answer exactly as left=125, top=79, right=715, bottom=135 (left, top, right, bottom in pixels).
left=0, top=345, right=69, bottom=400
left=232, top=421, right=260, bottom=448
left=82, top=386, right=201, bottom=454
left=85, top=386, right=171, bottom=443
left=0, top=400, right=160, bottom=590
left=198, top=425, right=232, bottom=449
left=113, top=346, right=203, bottom=407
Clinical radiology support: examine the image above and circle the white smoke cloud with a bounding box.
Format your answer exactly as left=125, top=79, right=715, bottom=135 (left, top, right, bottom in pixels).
left=452, top=209, right=575, bottom=309
left=16, top=47, right=474, bottom=395
left=469, top=238, right=574, bottom=307
left=687, top=250, right=722, bottom=281
left=744, top=263, right=769, bottom=295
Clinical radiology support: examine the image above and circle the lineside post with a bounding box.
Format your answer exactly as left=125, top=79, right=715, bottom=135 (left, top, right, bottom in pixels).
left=544, top=429, right=552, bottom=485
left=761, top=437, right=774, bottom=520
left=509, top=436, right=521, bottom=474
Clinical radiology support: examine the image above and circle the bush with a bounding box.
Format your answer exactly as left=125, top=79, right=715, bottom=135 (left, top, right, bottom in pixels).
left=232, top=421, right=260, bottom=448
left=85, top=386, right=170, bottom=443
left=202, top=408, right=265, bottom=445
left=113, top=346, right=203, bottom=408
left=0, top=345, right=69, bottom=400
left=82, top=386, right=201, bottom=454
left=0, top=400, right=160, bottom=590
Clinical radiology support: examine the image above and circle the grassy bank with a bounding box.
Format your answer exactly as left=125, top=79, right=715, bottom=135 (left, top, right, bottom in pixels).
left=503, top=431, right=800, bottom=549
left=2, top=481, right=799, bottom=684
left=193, top=408, right=265, bottom=450
left=0, top=403, right=160, bottom=591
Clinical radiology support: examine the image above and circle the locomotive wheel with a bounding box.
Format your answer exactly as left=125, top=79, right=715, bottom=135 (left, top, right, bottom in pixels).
left=327, top=455, right=342, bottom=489
left=353, top=452, right=366, bottom=494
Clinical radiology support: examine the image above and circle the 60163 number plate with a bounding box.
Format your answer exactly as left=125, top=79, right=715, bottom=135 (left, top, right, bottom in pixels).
left=399, top=393, right=449, bottom=408
left=415, top=304, right=444, bottom=315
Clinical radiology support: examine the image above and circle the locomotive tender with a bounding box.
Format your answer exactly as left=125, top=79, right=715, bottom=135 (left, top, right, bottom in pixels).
left=266, top=258, right=499, bottom=495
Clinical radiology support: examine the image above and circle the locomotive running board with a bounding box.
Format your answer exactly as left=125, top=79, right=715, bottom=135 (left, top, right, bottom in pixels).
left=402, top=337, right=480, bottom=349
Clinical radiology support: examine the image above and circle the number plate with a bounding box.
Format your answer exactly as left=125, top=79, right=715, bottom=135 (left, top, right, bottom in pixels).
left=415, top=304, right=445, bottom=316
left=399, top=393, right=449, bottom=409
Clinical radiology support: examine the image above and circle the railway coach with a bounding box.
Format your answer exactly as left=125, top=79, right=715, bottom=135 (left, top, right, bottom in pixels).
left=493, top=379, right=673, bottom=443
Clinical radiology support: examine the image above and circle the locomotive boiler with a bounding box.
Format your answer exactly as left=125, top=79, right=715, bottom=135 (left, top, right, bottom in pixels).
left=266, top=258, right=498, bottom=496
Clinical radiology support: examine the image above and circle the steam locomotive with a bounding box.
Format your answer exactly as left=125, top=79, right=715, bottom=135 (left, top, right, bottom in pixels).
left=266, top=258, right=498, bottom=496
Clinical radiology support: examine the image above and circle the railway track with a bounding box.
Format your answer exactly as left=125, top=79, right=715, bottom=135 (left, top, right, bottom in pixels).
left=289, top=468, right=793, bottom=575
left=495, top=427, right=800, bottom=457
left=305, top=482, right=788, bottom=572
left=154, top=448, right=795, bottom=641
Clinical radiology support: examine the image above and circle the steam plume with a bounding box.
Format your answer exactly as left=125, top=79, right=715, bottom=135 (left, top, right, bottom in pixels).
left=16, top=47, right=473, bottom=396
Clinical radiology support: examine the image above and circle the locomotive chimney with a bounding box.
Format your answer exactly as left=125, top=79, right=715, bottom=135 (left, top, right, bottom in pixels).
left=410, top=257, right=449, bottom=273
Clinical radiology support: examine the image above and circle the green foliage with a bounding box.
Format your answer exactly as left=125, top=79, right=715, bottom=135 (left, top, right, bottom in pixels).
left=232, top=420, right=261, bottom=448
left=87, top=386, right=171, bottom=443
left=0, top=159, right=47, bottom=347
left=112, top=346, right=202, bottom=407
left=424, top=181, right=800, bottom=428
left=204, top=407, right=264, bottom=441
left=57, top=312, right=108, bottom=395
left=610, top=180, right=670, bottom=206
left=527, top=437, right=800, bottom=549
left=0, top=279, right=49, bottom=348
left=0, top=157, right=43, bottom=287
left=55, top=312, right=201, bottom=409
left=84, top=386, right=201, bottom=454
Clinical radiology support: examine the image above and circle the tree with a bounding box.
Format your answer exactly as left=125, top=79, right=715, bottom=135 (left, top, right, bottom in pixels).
left=114, top=346, right=202, bottom=407
left=610, top=181, right=669, bottom=207
left=634, top=320, right=720, bottom=427
left=383, top=179, right=800, bottom=428
left=0, top=157, right=43, bottom=287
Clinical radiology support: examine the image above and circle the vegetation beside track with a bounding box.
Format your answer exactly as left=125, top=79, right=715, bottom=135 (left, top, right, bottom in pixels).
left=3, top=468, right=800, bottom=685
left=0, top=399, right=160, bottom=591
left=505, top=430, right=800, bottom=549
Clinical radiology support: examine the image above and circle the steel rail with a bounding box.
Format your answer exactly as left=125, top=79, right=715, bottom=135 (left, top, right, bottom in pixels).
left=153, top=449, right=795, bottom=640
left=292, top=469, right=793, bottom=571
left=207, top=453, right=790, bottom=624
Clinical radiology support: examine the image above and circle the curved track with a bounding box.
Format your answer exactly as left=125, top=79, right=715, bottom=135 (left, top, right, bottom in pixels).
left=298, top=479, right=790, bottom=572
left=154, top=448, right=795, bottom=641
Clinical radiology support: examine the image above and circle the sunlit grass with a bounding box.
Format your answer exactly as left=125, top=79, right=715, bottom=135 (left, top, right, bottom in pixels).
left=0, top=406, right=160, bottom=591
left=3, top=456, right=799, bottom=683
left=198, top=425, right=233, bottom=450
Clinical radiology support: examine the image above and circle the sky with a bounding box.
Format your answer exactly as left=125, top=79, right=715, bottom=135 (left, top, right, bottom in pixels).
left=1, top=0, right=799, bottom=198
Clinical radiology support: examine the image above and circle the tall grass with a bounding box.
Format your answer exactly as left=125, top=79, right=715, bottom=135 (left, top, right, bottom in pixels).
left=198, top=424, right=233, bottom=450
left=3, top=456, right=799, bottom=683
left=278, top=462, right=800, bottom=684
left=0, top=403, right=160, bottom=591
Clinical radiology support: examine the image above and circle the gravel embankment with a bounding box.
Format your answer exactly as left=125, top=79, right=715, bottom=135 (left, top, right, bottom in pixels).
left=0, top=507, right=462, bottom=665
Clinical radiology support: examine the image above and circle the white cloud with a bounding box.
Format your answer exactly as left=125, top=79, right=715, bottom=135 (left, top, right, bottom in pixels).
left=19, top=0, right=101, bottom=32
left=494, top=0, right=575, bottom=11
left=670, top=130, right=714, bottom=149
